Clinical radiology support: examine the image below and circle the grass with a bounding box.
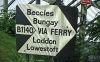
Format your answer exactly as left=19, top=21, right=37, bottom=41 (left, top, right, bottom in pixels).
left=0, top=31, right=27, bottom=62
left=0, top=31, right=52, bottom=62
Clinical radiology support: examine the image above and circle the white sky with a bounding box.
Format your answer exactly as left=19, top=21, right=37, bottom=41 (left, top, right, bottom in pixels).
left=0, top=0, right=100, bottom=21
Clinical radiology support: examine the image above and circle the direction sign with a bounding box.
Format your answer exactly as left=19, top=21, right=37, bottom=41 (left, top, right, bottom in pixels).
left=16, top=4, right=76, bottom=56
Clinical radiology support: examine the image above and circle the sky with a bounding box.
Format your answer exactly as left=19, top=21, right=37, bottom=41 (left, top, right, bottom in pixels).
left=0, top=0, right=100, bottom=21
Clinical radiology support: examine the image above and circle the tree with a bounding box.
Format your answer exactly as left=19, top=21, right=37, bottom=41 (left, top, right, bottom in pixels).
left=74, top=0, right=100, bottom=62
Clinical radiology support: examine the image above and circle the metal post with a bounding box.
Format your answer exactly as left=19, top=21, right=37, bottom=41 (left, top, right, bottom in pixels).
left=3, top=0, right=8, bottom=18
left=36, top=0, right=40, bottom=4
left=3, top=0, right=8, bottom=32
left=3, top=0, right=8, bottom=10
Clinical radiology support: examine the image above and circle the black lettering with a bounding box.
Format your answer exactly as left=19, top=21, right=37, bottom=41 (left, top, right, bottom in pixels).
left=33, top=37, right=36, bottom=43
left=50, top=12, right=54, bottom=16
left=59, top=29, right=63, bottom=35
left=27, top=9, right=54, bottom=16
left=17, top=26, right=21, bottom=32
left=46, top=12, right=50, bottom=16
left=51, top=29, right=54, bottom=35
left=32, top=11, right=35, bottom=15
left=49, top=40, right=53, bottom=44
left=40, top=47, right=44, bottom=51
left=55, top=29, right=58, bottom=35
left=44, top=10, right=46, bottom=16
left=36, top=11, right=39, bottom=15
left=26, top=27, right=30, bottom=33
left=37, top=39, right=40, bottom=43
left=30, top=27, right=33, bottom=33
left=52, top=40, right=56, bottom=44
left=49, top=48, right=53, bottom=52
left=33, top=18, right=37, bottom=24
left=46, top=21, right=50, bottom=27
left=56, top=48, right=58, bottom=52
left=63, top=30, right=67, bottom=36
left=27, top=9, right=31, bottom=15
left=46, top=47, right=49, bottom=51
left=68, top=30, right=72, bottom=36
left=30, top=46, right=35, bottom=50
left=38, top=28, right=42, bottom=34
left=21, top=26, right=23, bottom=33
left=44, top=28, right=47, bottom=34
left=38, top=28, right=47, bottom=34
left=40, top=11, right=43, bottom=16
left=34, top=47, right=39, bottom=50
left=27, top=44, right=30, bottom=50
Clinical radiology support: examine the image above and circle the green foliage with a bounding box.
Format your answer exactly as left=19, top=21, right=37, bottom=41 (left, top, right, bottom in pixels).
left=0, top=10, right=15, bottom=34
left=0, top=31, right=27, bottom=62
left=74, top=15, right=100, bottom=62
left=0, top=31, right=54, bottom=62
left=86, top=17, right=100, bottom=41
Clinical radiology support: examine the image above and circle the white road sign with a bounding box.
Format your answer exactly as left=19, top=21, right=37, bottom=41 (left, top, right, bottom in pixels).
left=16, top=4, right=76, bottom=56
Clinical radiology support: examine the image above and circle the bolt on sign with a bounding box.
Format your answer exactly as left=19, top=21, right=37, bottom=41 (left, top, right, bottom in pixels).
left=16, top=4, right=76, bottom=56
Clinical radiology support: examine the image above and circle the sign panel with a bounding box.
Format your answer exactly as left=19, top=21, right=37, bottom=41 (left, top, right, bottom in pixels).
left=16, top=4, right=76, bottom=56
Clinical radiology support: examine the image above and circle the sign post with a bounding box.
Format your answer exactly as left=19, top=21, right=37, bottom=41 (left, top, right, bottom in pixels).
left=16, top=4, right=77, bottom=62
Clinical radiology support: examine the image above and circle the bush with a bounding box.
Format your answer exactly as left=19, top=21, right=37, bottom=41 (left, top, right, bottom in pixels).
left=0, top=10, right=15, bottom=34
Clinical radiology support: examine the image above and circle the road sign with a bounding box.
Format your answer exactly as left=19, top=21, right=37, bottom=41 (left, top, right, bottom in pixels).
left=16, top=4, right=76, bottom=56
